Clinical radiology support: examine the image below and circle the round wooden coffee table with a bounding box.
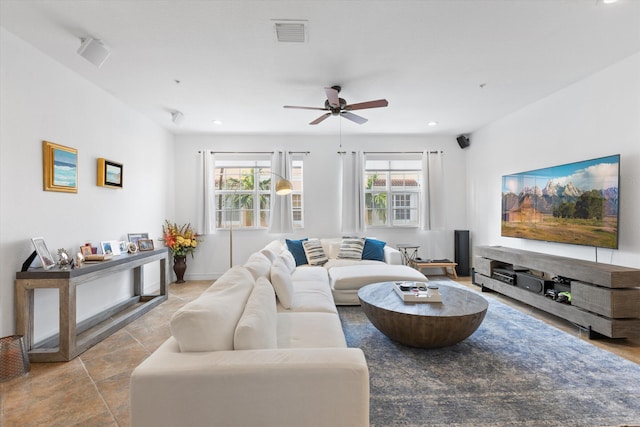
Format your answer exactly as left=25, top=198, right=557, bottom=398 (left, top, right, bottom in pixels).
left=358, top=281, right=488, bottom=348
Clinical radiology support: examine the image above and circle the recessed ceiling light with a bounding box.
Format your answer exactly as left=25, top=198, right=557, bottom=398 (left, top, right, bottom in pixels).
left=428, top=121, right=438, bottom=127
left=601, top=0, right=619, bottom=4
left=212, top=120, right=222, bottom=125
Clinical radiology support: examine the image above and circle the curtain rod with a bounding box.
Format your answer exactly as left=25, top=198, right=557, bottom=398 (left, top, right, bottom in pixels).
left=199, top=150, right=310, bottom=155
left=337, top=150, right=442, bottom=154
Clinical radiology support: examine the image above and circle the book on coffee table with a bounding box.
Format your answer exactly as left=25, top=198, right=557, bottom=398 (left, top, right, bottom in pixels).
left=393, top=282, right=442, bottom=303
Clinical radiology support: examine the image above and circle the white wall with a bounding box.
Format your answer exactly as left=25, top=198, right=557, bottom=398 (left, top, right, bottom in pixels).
left=173, top=134, right=469, bottom=279
left=466, top=52, right=640, bottom=269
left=0, top=28, right=175, bottom=339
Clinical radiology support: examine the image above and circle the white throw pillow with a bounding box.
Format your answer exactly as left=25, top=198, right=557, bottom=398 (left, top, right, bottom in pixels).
left=260, top=248, right=278, bottom=263
left=302, top=239, right=329, bottom=266
left=279, top=249, right=297, bottom=273
left=234, top=277, right=277, bottom=350
left=337, top=237, right=365, bottom=260
left=270, top=259, right=295, bottom=309
left=243, top=252, right=272, bottom=279
left=170, top=278, right=253, bottom=352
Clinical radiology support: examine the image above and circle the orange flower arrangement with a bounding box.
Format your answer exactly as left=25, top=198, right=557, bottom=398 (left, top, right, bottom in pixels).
left=162, top=220, right=201, bottom=257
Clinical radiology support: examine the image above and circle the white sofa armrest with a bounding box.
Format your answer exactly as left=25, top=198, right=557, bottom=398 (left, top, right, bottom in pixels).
left=131, top=338, right=369, bottom=427
left=384, top=245, right=403, bottom=265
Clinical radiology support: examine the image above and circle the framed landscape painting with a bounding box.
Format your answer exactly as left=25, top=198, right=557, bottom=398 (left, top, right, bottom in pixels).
left=97, top=158, right=123, bottom=188
left=43, top=141, right=78, bottom=193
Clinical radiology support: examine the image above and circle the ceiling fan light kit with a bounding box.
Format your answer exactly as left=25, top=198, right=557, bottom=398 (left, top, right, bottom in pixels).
left=284, top=85, right=388, bottom=125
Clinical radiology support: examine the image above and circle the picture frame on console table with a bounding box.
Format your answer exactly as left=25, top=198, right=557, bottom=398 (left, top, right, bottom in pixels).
left=138, top=239, right=154, bottom=251
left=31, top=237, right=56, bottom=270
left=128, top=233, right=149, bottom=248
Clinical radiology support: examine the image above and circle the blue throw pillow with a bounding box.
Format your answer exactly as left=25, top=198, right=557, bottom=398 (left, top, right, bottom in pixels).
left=362, top=238, right=386, bottom=261
left=285, top=238, right=309, bottom=266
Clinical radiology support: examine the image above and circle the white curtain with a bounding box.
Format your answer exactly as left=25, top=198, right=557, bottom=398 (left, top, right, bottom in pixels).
left=340, top=151, right=365, bottom=234
left=196, top=150, right=216, bottom=235
left=268, top=151, right=294, bottom=233
left=421, top=150, right=445, bottom=230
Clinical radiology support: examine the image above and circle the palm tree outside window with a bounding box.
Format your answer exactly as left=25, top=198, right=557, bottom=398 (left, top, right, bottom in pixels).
left=364, top=158, right=421, bottom=227
left=214, top=159, right=304, bottom=229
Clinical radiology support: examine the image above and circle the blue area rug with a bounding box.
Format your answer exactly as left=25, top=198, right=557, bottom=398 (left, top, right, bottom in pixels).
left=338, top=280, right=640, bottom=427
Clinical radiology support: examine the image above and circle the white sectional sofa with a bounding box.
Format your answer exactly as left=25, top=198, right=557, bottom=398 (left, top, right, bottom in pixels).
left=130, top=237, right=426, bottom=427
left=274, top=237, right=426, bottom=304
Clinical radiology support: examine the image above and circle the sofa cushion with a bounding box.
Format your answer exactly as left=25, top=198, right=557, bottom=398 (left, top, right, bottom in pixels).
left=263, top=239, right=283, bottom=254
left=277, top=312, right=347, bottom=348
left=291, top=265, right=331, bottom=284
left=320, top=238, right=342, bottom=259
left=323, top=259, right=385, bottom=269
left=270, top=259, right=295, bottom=309
left=289, top=288, right=338, bottom=313
left=329, top=264, right=426, bottom=291
left=234, top=277, right=277, bottom=350
left=279, top=249, right=297, bottom=273
left=285, top=238, right=308, bottom=266
left=302, top=239, right=329, bottom=266
left=260, top=248, right=278, bottom=263
left=243, top=252, right=272, bottom=280
left=337, top=237, right=365, bottom=260
left=362, top=238, right=386, bottom=261
left=170, top=269, right=254, bottom=352
left=202, top=266, right=256, bottom=295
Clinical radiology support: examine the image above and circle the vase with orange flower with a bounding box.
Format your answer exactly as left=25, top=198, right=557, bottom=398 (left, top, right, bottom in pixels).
left=161, top=221, right=201, bottom=283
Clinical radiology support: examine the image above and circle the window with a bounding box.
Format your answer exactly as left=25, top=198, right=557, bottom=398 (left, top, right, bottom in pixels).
left=290, top=159, right=304, bottom=227
left=214, top=157, right=304, bottom=229
left=364, top=157, right=421, bottom=227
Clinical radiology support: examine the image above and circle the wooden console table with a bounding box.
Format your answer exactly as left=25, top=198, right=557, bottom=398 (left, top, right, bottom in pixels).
left=15, top=248, right=169, bottom=362
left=410, top=259, right=458, bottom=279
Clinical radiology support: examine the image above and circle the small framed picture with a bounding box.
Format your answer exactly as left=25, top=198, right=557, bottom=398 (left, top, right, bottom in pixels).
left=97, top=158, right=123, bottom=189
left=80, top=245, right=93, bottom=256
left=43, top=141, right=78, bottom=193
left=138, top=239, right=154, bottom=251
left=31, top=237, right=56, bottom=270
left=127, top=233, right=149, bottom=248
left=119, top=241, right=128, bottom=253
left=101, top=241, right=114, bottom=255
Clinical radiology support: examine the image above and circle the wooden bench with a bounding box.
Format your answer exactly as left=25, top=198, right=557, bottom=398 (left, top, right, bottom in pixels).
left=410, top=259, right=458, bottom=279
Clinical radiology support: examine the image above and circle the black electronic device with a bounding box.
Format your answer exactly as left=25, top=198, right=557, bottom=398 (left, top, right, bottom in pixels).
left=515, top=272, right=554, bottom=294
left=492, top=267, right=516, bottom=285
left=456, top=135, right=470, bottom=149
left=454, top=230, right=470, bottom=276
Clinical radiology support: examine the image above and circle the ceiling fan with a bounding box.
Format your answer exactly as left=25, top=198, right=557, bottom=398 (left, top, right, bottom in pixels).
left=283, top=86, right=389, bottom=125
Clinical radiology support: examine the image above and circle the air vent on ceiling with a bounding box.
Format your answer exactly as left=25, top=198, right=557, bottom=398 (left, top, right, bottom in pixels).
left=273, top=20, right=308, bottom=43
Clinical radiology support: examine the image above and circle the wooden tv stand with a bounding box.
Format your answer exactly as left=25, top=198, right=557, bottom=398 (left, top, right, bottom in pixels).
left=474, top=246, right=640, bottom=339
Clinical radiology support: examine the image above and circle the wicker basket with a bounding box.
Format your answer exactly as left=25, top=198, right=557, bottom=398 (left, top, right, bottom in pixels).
left=0, top=335, right=30, bottom=382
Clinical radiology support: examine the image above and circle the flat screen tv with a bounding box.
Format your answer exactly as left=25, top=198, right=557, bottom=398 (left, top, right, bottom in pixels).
left=501, top=154, right=620, bottom=249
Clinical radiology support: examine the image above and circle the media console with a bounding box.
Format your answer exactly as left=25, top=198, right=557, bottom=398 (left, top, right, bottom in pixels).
left=474, top=246, right=640, bottom=339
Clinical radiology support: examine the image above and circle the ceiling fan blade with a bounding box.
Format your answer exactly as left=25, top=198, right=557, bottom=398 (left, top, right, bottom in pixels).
left=310, top=113, right=332, bottom=125
left=324, top=87, right=340, bottom=108
left=341, top=111, right=368, bottom=124
left=344, top=99, right=388, bottom=111
left=284, top=105, right=328, bottom=111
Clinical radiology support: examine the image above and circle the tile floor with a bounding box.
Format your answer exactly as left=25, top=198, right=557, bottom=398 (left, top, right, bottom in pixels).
left=1, top=278, right=638, bottom=426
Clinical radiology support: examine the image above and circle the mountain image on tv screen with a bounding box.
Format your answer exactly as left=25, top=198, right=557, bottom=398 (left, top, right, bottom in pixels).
left=501, top=154, right=620, bottom=249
